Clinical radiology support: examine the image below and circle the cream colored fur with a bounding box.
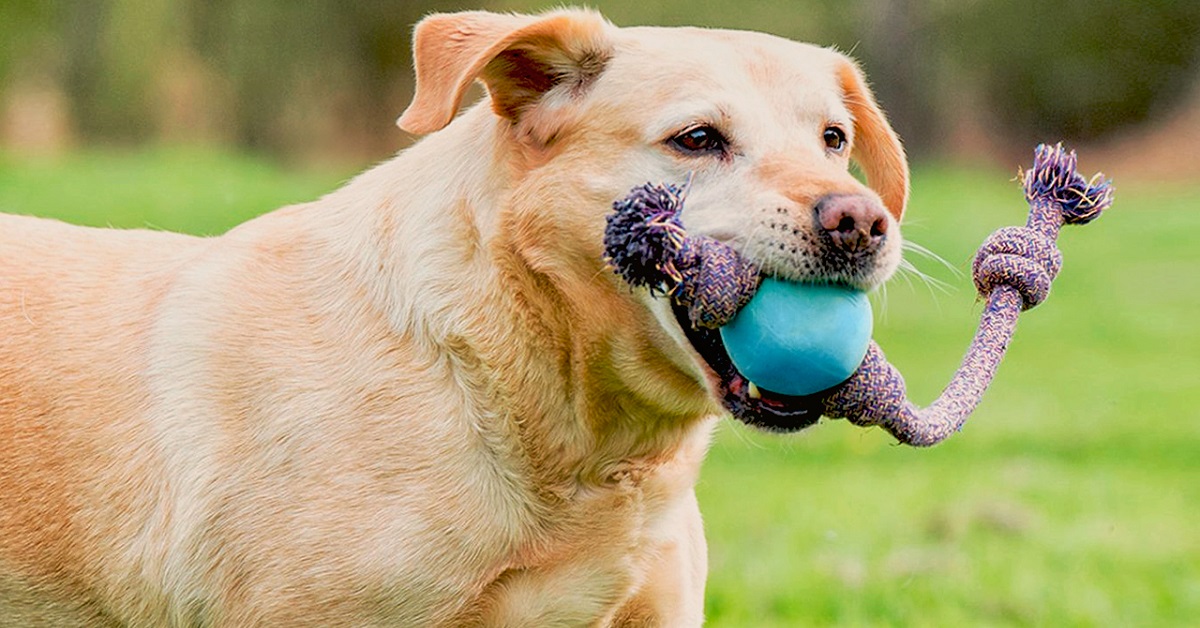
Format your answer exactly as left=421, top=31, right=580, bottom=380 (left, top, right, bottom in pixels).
left=0, top=9, right=907, bottom=626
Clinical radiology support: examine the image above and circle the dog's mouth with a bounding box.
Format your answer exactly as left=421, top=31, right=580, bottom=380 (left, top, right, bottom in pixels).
left=670, top=301, right=826, bottom=432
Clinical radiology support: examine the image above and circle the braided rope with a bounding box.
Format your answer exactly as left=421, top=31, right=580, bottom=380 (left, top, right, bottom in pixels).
left=604, top=183, right=760, bottom=328
left=822, top=144, right=1112, bottom=445
left=604, top=144, right=1113, bottom=446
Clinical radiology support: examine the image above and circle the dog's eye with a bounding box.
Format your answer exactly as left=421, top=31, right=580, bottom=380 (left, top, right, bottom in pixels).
left=670, top=126, right=728, bottom=155
left=823, top=126, right=847, bottom=153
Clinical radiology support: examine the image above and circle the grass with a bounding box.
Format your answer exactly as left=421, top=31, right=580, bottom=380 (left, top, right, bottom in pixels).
left=0, top=147, right=353, bottom=234
left=1, top=147, right=1196, bottom=626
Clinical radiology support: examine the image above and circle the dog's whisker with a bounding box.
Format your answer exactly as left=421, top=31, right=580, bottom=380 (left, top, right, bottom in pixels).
left=894, top=260, right=918, bottom=292
left=902, top=239, right=962, bottom=278
left=724, top=420, right=769, bottom=451
left=874, top=279, right=890, bottom=323
left=897, top=257, right=954, bottom=300
left=896, top=237, right=959, bottom=304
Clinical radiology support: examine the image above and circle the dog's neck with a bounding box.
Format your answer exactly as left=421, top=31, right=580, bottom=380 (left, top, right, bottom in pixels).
left=332, top=104, right=717, bottom=496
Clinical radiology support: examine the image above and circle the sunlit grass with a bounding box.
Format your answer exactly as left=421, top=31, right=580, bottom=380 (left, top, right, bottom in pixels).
left=0, top=147, right=1195, bottom=625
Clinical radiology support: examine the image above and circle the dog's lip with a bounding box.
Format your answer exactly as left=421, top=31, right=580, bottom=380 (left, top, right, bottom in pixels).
left=669, top=301, right=825, bottom=432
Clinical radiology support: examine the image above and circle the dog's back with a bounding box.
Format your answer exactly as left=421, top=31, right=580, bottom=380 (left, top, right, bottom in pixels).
left=0, top=214, right=203, bottom=624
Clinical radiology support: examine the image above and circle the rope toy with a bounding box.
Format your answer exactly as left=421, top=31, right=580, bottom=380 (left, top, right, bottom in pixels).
left=604, top=143, right=1113, bottom=445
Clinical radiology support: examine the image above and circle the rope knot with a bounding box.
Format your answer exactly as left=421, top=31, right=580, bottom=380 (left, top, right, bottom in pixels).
left=971, top=225, right=1063, bottom=310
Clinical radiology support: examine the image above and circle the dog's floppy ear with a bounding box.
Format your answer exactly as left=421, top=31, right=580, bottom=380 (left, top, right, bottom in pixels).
left=837, top=59, right=910, bottom=220
left=397, top=9, right=613, bottom=135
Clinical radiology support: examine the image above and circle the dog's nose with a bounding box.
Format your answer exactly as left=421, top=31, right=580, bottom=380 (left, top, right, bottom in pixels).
left=815, top=194, right=888, bottom=253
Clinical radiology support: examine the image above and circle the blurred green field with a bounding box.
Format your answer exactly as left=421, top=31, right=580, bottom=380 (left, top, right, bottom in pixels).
left=1, top=148, right=1196, bottom=626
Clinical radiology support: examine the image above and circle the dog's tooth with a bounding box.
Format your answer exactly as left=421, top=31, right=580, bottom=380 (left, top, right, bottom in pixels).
left=748, top=381, right=762, bottom=400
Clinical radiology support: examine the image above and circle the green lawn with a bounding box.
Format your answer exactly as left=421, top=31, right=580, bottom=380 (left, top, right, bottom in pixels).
left=1, top=147, right=1196, bottom=626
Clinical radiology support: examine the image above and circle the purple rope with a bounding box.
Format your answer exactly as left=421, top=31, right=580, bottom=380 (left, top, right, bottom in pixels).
left=604, top=144, right=1113, bottom=446
left=604, top=182, right=760, bottom=329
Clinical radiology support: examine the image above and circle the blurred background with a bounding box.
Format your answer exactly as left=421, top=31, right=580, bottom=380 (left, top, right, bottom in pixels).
left=3, top=0, right=1200, bottom=169
left=1, top=1, right=1197, bottom=625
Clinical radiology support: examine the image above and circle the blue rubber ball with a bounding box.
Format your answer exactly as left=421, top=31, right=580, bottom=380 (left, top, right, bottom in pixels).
left=719, top=279, right=872, bottom=396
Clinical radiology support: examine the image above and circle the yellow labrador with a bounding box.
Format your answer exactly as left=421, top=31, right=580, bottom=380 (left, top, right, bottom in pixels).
left=0, top=9, right=908, bottom=626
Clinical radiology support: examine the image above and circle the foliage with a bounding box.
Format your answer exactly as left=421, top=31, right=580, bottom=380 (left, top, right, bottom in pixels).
left=2, top=1, right=1198, bottom=158
left=481, top=0, right=1200, bottom=153
left=940, top=0, right=1200, bottom=141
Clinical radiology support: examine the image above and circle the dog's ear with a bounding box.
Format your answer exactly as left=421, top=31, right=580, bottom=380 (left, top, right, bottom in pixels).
left=837, top=59, right=909, bottom=220
left=397, top=10, right=613, bottom=135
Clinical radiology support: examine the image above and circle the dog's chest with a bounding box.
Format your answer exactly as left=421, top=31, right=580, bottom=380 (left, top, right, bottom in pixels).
left=447, top=458, right=696, bottom=624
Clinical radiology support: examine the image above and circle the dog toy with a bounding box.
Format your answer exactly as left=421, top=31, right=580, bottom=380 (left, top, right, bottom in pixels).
left=604, top=143, right=1113, bottom=445
left=719, top=279, right=872, bottom=396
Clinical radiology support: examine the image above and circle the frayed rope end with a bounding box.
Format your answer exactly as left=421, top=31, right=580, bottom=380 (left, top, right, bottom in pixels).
left=1019, top=142, right=1114, bottom=225
left=603, top=182, right=689, bottom=295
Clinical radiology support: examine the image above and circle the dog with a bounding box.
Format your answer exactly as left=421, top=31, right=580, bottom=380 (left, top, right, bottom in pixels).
left=0, top=8, right=908, bottom=626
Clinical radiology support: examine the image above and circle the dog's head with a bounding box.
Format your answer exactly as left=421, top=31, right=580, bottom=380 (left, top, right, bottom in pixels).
left=398, top=10, right=908, bottom=432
